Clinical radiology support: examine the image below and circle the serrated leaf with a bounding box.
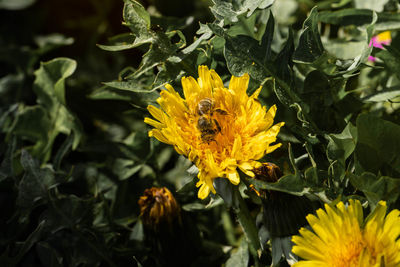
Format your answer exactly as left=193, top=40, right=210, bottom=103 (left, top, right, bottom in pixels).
left=224, top=35, right=268, bottom=81
left=123, top=0, right=151, bottom=36
left=210, top=0, right=239, bottom=23
left=182, top=23, right=213, bottom=54
left=15, top=58, right=83, bottom=161
left=293, top=7, right=325, bottom=63
left=348, top=172, right=400, bottom=204
left=211, top=0, right=275, bottom=24
left=223, top=29, right=299, bottom=110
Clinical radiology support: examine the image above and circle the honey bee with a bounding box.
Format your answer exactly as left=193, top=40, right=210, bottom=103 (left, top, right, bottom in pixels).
left=196, top=98, right=227, bottom=142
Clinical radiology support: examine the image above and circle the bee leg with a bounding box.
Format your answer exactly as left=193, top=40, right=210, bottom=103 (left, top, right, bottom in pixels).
left=215, top=109, right=228, bottom=115
left=214, top=119, right=221, bottom=132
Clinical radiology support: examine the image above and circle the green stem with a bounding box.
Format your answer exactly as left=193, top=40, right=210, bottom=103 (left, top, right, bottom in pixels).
left=232, top=187, right=260, bottom=264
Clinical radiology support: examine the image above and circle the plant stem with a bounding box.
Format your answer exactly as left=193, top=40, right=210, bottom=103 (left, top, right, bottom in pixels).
left=233, top=187, right=260, bottom=265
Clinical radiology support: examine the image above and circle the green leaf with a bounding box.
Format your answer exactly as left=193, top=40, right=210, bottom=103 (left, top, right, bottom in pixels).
left=104, top=81, right=158, bottom=93
left=0, top=136, right=16, bottom=181
left=34, top=57, right=76, bottom=106
left=271, top=237, right=295, bottom=265
left=274, top=28, right=294, bottom=87
left=327, top=123, right=357, bottom=162
left=224, top=35, right=264, bottom=80
left=248, top=174, right=309, bottom=196
left=97, top=33, right=152, bottom=51
left=355, top=113, right=400, bottom=176
left=13, top=221, right=46, bottom=263
left=318, top=9, right=374, bottom=26
left=213, top=177, right=233, bottom=207
left=123, top=0, right=151, bottom=36
left=211, top=0, right=275, bottom=24
left=88, top=86, right=133, bottom=101
left=362, top=86, right=400, bottom=102
left=293, top=7, right=325, bottom=64
left=53, top=134, right=74, bottom=170
left=130, top=220, right=144, bottom=241
left=224, top=29, right=299, bottom=108
left=233, top=187, right=261, bottom=253
left=271, top=236, right=283, bottom=265
left=34, top=34, right=74, bottom=55
left=319, top=9, right=400, bottom=31
left=0, top=0, right=35, bottom=10
left=12, top=106, right=51, bottom=150
left=261, top=11, right=275, bottom=62
left=36, top=242, right=63, bottom=267
left=182, top=23, right=213, bottom=54
left=211, top=0, right=238, bottom=23
left=340, top=12, right=377, bottom=76
left=376, top=46, right=400, bottom=80
left=225, top=238, right=249, bottom=267
left=182, top=198, right=224, bottom=211
left=26, top=57, right=82, bottom=159
left=324, top=40, right=366, bottom=60
left=17, top=150, right=56, bottom=211
left=354, top=0, right=389, bottom=12
left=326, top=123, right=357, bottom=183
left=348, top=172, right=400, bottom=204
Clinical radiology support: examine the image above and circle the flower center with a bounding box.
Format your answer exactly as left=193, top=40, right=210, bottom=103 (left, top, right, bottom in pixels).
left=328, top=240, right=364, bottom=267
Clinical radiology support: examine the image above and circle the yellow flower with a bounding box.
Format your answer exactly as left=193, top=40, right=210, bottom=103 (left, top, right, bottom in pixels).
left=145, top=66, right=284, bottom=199
left=292, top=199, right=400, bottom=267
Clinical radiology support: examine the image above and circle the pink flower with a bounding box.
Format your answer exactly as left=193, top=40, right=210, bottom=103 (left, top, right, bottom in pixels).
left=368, top=31, right=391, bottom=62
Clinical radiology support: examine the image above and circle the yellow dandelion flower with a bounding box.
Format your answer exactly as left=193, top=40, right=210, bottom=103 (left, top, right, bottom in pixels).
left=145, top=66, right=284, bottom=199
left=292, top=199, right=400, bottom=267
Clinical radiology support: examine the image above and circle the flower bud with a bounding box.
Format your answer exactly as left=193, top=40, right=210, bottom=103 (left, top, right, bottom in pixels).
left=253, top=163, right=314, bottom=237
left=138, top=187, right=181, bottom=230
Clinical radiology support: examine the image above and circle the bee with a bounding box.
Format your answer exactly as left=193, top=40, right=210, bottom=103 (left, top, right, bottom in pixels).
left=197, top=98, right=228, bottom=116
left=196, top=98, right=227, bottom=142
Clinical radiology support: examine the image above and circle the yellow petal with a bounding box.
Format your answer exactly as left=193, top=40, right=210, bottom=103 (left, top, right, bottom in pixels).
left=144, top=117, right=164, bottom=129
left=197, top=182, right=211, bottom=199
left=227, top=171, right=240, bottom=185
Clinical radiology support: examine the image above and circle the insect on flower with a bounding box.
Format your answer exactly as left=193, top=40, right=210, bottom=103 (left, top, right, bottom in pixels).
left=196, top=98, right=228, bottom=142
left=144, top=66, right=284, bottom=199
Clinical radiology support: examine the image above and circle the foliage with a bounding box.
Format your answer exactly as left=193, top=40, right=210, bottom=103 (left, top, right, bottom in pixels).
left=1, top=0, right=400, bottom=266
